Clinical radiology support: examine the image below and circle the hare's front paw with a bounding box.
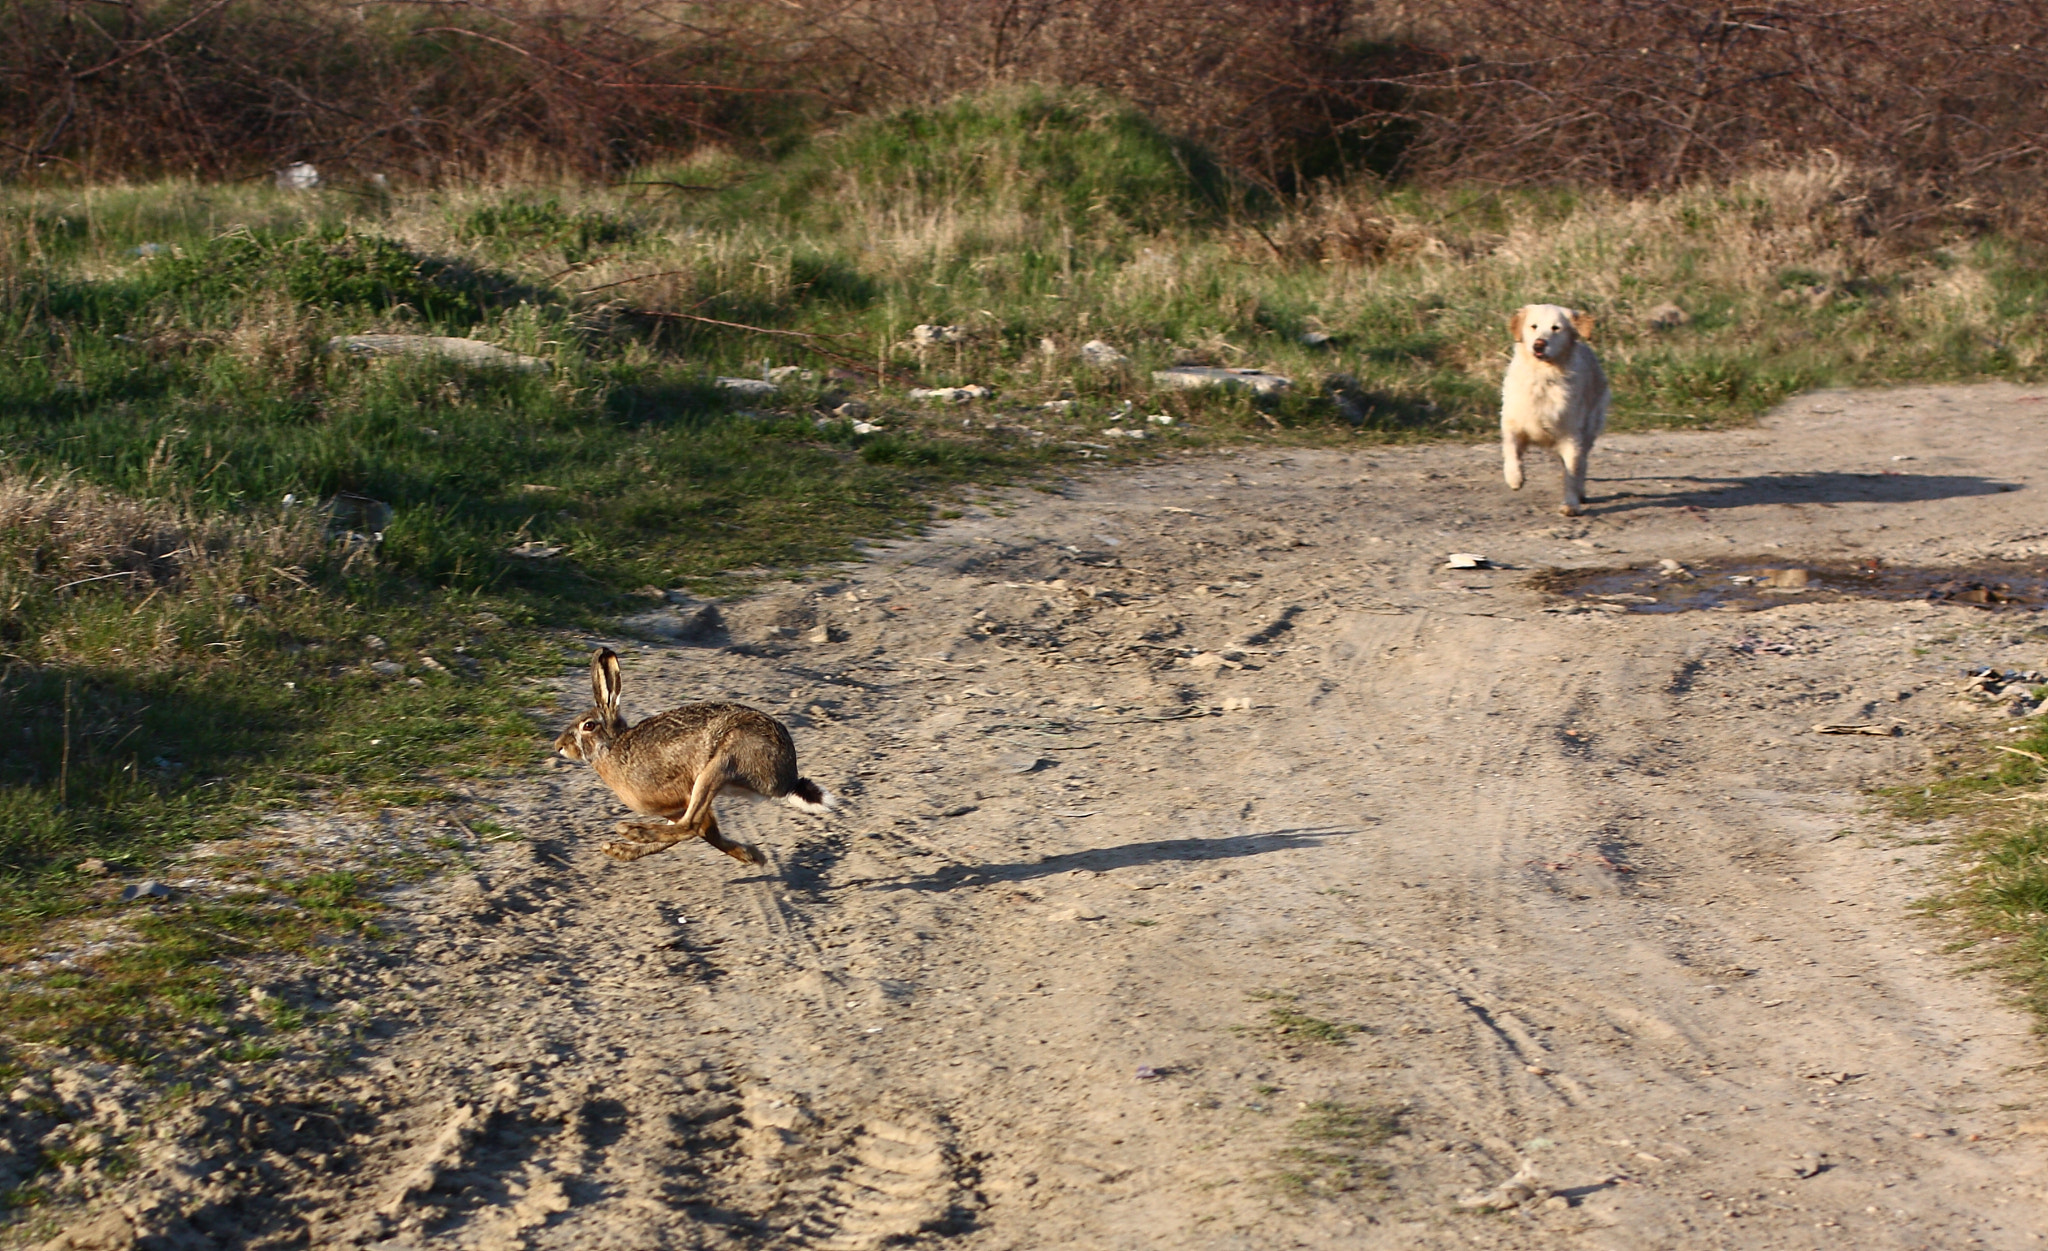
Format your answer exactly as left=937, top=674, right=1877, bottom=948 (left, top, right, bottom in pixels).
left=601, top=838, right=662, bottom=861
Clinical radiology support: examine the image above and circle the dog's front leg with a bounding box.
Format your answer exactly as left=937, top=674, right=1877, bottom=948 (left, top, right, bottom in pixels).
left=1557, top=439, right=1589, bottom=515
left=1502, top=427, right=1528, bottom=490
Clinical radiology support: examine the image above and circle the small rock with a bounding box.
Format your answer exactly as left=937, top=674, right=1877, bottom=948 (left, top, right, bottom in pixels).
left=831, top=400, right=870, bottom=421
left=620, top=604, right=720, bottom=643
left=1445, top=553, right=1492, bottom=569
left=938, top=804, right=978, bottom=818
left=1146, top=413, right=1175, bottom=426
left=120, top=881, right=172, bottom=903
left=362, top=634, right=388, bottom=651
left=1151, top=366, right=1292, bottom=396
left=1042, top=399, right=1076, bottom=413
left=1644, top=302, right=1691, bottom=329
left=1541, top=1195, right=1571, bottom=1211
left=804, top=625, right=831, bottom=644
left=1104, top=427, right=1149, bottom=440
left=508, top=541, right=566, bottom=559
left=1300, top=330, right=1333, bottom=347
left=851, top=421, right=883, bottom=435
left=717, top=377, right=777, bottom=399
left=1762, top=567, right=1810, bottom=588
left=1079, top=340, right=1129, bottom=368
left=327, top=334, right=546, bottom=372
left=1050, top=907, right=1107, bottom=922
left=417, top=655, right=449, bottom=673
left=909, top=324, right=968, bottom=346
left=764, top=365, right=815, bottom=384
left=1002, top=755, right=1047, bottom=774
left=369, top=660, right=406, bottom=677
left=230, top=593, right=257, bottom=609
left=77, top=859, right=107, bottom=876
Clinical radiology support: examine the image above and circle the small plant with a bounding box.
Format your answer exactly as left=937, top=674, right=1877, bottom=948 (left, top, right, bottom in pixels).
left=1264, top=1006, right=1357, bottom=1044
left=1270, top=1101, right=1401, bottom=1197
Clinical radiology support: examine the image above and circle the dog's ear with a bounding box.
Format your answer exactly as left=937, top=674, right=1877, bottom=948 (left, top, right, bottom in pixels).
left=1507, top=306, right=1528, bottom=344
left=1570, top=309, right=1595, bottom=341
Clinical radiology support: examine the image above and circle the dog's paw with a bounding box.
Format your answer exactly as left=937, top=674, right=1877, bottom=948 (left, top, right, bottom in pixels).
left=1557, top=503, right=1581, bottom=517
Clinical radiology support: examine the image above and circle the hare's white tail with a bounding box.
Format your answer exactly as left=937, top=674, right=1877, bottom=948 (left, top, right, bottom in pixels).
left=785, top=778, right=839, bottom=814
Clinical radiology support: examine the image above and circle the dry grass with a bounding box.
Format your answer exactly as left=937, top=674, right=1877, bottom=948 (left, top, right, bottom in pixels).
left=0, top=472, right=329, bottom=623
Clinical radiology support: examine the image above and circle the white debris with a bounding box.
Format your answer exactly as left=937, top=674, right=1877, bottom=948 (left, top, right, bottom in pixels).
left=1445, top=553, right=1493, bottom=569
left=1147, top=413, right=1176, bottom=426
left=275, top=162, right=321, bottom=191
left=852, top=421, right=883, bottom=435
left=1151, top=366, right=1293, bottom=396
left=909, top=385, right=992, bottom=404
left=764, top=365, right=816, bottom=384
left=909, top=324, right=968, bottom=346
left=717, top=377, right=778, bottom=398
left=1043, top=400, right=1076, bottom=413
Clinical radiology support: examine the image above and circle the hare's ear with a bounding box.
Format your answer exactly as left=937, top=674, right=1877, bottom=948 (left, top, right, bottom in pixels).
left=592, top=648, right=623, bottom=718
left=1506, top=306, right=1527, bottom=344
left=1571, top=309, right=1595, bottom=340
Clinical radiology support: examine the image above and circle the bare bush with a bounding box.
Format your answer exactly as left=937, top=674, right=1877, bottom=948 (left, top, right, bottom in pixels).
left=1364, top=1, right=2048, bottom=191
left=4, top=1, right=2046, bottom=198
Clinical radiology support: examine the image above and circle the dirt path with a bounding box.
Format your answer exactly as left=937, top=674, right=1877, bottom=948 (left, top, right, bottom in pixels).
left=47, top=383, right=2048, bottom=1249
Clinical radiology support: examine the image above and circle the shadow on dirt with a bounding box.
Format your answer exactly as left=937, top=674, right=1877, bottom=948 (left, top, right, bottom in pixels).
left=1594, top=471, right=2018, bottom=515
left=863, top=827, right=1355, bottom=893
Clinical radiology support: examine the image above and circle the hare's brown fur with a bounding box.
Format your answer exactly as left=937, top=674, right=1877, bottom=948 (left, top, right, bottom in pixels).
left=556, top=649, right=833, bottom=866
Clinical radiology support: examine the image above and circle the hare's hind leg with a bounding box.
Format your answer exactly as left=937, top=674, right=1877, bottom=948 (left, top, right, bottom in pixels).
left=697, top=811, right=766, bottom=866
left=600, top=820, right=688, bottom=862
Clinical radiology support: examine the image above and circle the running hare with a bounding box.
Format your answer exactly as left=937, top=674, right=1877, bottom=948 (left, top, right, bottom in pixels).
left=556, top=648, right=835, bottom=865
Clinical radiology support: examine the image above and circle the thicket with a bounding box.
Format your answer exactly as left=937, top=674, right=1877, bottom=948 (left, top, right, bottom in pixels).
left=8, top=2, right=2047, bottom=204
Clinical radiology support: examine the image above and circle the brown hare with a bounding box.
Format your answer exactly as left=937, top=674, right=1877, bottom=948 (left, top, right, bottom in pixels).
left=555, top=648, right=835, bottom=865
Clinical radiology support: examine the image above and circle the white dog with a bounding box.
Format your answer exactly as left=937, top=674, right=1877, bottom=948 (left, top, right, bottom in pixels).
left=1501, top=304, right=1610, bottom=516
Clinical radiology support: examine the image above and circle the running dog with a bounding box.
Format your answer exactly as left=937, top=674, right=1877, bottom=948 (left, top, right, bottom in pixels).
left=1501, top=304, right=1610, bottom=516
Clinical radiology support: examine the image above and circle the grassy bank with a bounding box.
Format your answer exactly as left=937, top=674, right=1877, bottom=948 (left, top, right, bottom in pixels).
left=1898, top=718, right=2048, bottom=1030
left=8, top=86, right=2048, bottom=1074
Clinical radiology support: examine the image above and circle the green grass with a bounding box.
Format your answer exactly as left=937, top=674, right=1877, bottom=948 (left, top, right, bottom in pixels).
left=1270, top=1100, right=1401, bottom=1197
left=1901, top=719, right=2048, bottom=1026
left=8, top=83, right=2048, bottom=1075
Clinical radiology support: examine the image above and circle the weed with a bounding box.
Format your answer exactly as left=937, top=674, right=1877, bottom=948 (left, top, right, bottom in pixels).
left=1896, top=714, right=2048, bottom=1025
left=1270, top=1100, right=1401, bottom=1197
left=1264, top=1007, right=1357, bottom=1044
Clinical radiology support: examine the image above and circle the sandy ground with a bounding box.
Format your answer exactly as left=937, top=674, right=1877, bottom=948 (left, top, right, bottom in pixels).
left=33, top=382, right=2048, bottom=1249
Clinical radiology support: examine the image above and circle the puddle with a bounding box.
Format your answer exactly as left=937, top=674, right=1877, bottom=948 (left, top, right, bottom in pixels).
left=1538, top=560, right=2048, bottom=614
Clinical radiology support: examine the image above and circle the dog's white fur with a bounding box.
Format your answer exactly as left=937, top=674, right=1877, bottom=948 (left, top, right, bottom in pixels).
left=1501, top=303, right=1610, bottom=516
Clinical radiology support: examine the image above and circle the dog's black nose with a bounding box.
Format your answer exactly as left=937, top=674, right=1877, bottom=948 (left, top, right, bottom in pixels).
left=1531, top=337, right=1548, bottom=355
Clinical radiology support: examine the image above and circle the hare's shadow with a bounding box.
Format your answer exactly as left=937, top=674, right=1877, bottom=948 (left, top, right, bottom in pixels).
left=857, top=826, right=1355, bottom=894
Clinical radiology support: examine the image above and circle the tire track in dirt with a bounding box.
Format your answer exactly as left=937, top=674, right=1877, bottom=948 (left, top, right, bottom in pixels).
left=33, top=383, right=2048, bottom=1248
